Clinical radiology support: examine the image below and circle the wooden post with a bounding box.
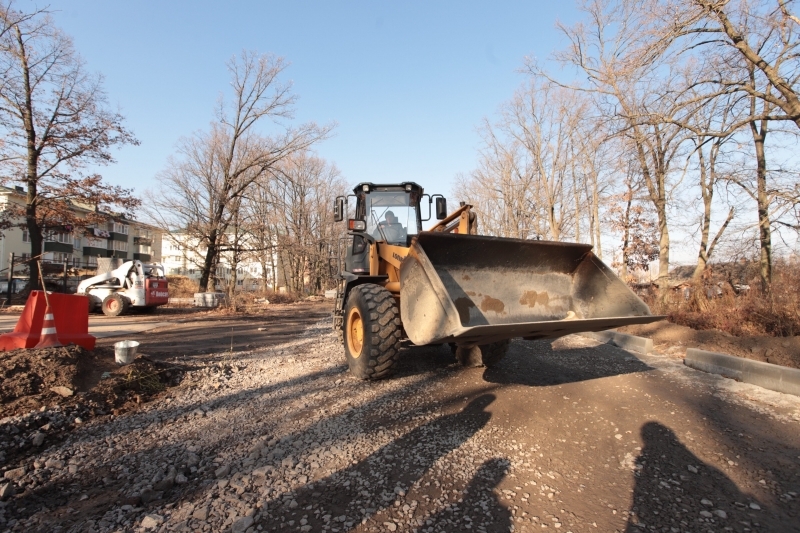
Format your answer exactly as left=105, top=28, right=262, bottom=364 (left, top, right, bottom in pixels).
left=63, top=262, right=68, bottom=293
left=37, top=261, right=51, bottom=309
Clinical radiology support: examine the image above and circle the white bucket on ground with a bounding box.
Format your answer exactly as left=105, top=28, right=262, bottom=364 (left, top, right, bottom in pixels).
left=114, top=340, right=140, bottom=365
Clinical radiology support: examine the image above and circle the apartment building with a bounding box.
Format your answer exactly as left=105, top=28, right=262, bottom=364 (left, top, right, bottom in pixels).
left=0, top=186, right=162, bottom=273
left=162, top=232, right=279, bottom=292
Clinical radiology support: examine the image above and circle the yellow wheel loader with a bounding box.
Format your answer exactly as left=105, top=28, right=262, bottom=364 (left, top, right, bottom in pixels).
left=333, top=182, right=661, bottom=379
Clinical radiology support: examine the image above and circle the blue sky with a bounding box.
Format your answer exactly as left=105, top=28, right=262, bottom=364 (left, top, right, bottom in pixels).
left=47, top=1, right=578, bottom=199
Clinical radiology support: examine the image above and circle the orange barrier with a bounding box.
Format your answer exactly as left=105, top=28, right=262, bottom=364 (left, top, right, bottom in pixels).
left=0, top=291, right=96, bottom=351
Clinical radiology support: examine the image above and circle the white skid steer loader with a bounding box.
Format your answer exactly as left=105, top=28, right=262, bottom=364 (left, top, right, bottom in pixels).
left=77, top=260, right=169, bottom=316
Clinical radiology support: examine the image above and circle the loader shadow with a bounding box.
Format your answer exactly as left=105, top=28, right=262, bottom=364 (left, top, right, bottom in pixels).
left=481, top=339, right=653, bottom=387
left=254, top=394, right=497, bottom=531
left=625, top=421, right=794, bottom=532
left=5, top=369, right=469, bottom=532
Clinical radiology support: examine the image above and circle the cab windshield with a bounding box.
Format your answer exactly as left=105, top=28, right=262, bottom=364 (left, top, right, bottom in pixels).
left=363, top=190, right=419, bottom=244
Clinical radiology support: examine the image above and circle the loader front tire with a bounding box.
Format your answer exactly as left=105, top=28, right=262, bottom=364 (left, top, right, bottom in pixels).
left=343, top=284, right=401, bottom=380
left=102, top=293, right=130, bottom=317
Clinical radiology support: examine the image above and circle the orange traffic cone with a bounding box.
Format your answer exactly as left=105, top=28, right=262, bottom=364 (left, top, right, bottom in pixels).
left=34, top=305, right=62, bottom=348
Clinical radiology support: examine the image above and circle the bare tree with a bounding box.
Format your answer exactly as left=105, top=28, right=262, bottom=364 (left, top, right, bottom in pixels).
left=658, top=0, right=800, bottom=130
left=531, top=0, right=692, bottom=282
left=263, top=153, right=346, bottom=294
left=148, top=51, right=333, bottom=291
left=240, top=176, right=281, bottom=292
left=457, top=81, right=597, bottom=243
left=680, top=89, right=741, bottom=278
left=0, top=3, right=139, bottom=288
left=605, top=166, right=660, bottom=280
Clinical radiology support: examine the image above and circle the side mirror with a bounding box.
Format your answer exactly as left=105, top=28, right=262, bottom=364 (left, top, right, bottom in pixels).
left=435, top=197, right=447, bottom=220
left=334, top=197, right=345, bottom=222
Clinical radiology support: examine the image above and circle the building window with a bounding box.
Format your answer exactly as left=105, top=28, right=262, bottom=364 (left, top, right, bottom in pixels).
left=45, top=231, right=71, bottom=244
left=110, top=222, right=129, bottom=234
left=22, top=229, right=29, bottom=242
left=112, top=240, right=128, bottom=252
left=73, top=236, right=82, bottom=249
left=85, top=256, right=97, bottom=267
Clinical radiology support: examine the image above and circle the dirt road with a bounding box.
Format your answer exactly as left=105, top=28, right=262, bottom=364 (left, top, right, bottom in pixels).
left=1, top=302, right=799, bottom=533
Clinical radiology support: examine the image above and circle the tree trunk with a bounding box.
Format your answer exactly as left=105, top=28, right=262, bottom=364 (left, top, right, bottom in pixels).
left=655, top=195, right=670, bottom=283
left=693, top=146, right=713, bottom=279
left=199, top=231, right=218, bottom=292
left=750, top=117, right=772, bottom=292
left=620, top=192, right=632, bottom=280
left=17, top=25, right=42, bottom=291
left=591, top=172, right=602, bottom=258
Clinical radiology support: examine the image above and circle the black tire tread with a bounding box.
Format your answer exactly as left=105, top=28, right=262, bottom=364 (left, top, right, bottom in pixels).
left=481, top=340, right=511, bottom=367
left=102, top=293, right=130, bottom=317
left=344, top=284, right=402, bottom=379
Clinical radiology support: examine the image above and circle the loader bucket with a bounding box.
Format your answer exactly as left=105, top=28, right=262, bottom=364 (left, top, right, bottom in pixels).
left=400, top=233, right=662, bottom=346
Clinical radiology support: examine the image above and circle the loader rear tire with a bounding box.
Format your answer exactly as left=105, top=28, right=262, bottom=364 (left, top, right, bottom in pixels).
left=343, top=284, right=401, bottom=380
left=102, top=293, right=130, bottom=317
left=455, top=340, right=510, bottom=368
left=87, top=294, right=101, bottom=314
left=480, top=340, right=511, bottom=367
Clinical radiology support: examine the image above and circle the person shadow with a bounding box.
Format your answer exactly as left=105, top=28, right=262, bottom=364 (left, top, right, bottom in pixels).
left=254, top=394, right=498, bottom=531
left=422, top=457, right=513, bottom=532
left=625, top=421, right=795, bottom=532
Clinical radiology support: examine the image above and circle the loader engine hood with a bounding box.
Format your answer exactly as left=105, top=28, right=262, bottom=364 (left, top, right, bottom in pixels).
left=400, top=232, right=661, bottom=346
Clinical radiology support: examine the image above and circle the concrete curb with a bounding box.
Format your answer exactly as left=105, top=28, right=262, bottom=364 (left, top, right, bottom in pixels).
left=685, top=348, right=800, bottom=397
left=580, top=331, right=653, bottom=354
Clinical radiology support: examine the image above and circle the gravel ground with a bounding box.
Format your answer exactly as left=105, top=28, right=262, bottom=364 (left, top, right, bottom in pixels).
left=1, top=319, right=799, bottom=533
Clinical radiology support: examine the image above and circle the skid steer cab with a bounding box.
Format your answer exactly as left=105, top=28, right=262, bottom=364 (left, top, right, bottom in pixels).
left=77, top=261, right=169, bottom=316
left=332, top=182, right=662, bottom=380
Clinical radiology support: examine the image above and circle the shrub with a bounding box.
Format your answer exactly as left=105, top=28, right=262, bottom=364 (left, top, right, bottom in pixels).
left=641, top=259, right=800, bottom=337
left=166, top=276, right=199, bottom=298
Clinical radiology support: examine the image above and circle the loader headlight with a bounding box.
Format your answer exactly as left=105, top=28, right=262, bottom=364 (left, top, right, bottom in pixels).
left=348, top=219, right=367, bottom=232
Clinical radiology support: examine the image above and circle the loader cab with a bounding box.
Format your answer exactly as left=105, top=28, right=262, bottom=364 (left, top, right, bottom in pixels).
left=340, top=182, right=424, bottom=274
left=355, top=182, right=423, bottom=245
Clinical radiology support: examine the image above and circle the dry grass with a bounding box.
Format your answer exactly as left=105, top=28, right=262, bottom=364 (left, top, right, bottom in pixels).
left=642, top=259, right=800, bottom=337
left=217, top=290, right=300, bottom=313
left=166, top=276, right=199, bottom=298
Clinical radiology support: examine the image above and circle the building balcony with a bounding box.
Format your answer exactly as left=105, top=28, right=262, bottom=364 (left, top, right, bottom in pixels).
left=134, top=236, right=153, bottom=246
left=44, top=242, right=73, bottom=253
left=110, top=232, right=129, bottom=243
left=133, top=253, right=152, bottom=262
left=82, top=246, right=112, bottom=258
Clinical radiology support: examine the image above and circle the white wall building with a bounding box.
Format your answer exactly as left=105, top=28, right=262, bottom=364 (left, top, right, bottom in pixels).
left=162, top=232, right=279, bottom=292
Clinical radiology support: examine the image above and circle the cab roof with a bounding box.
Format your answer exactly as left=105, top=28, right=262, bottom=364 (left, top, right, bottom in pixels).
left=352, top=182, right=424, bottom=195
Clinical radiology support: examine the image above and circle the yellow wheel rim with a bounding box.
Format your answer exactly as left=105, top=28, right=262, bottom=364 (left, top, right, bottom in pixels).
left=346, top=306, right=364, bottom=357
